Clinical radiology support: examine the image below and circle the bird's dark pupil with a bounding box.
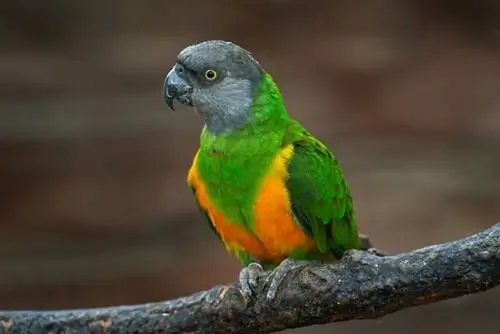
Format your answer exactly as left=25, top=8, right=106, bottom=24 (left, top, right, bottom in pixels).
left=207, top=71, right=214, bottom=78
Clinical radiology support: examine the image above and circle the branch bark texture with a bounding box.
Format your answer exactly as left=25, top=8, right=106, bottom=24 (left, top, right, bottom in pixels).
left=1, top=223, right=499, bottom=334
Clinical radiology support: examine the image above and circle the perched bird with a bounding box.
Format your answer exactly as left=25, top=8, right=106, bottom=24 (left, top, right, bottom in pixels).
left=164, top=40, right=374, bottom=300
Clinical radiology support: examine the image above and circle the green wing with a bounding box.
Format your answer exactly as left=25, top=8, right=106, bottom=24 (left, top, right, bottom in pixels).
left=284, top=121, right=360, bottom=258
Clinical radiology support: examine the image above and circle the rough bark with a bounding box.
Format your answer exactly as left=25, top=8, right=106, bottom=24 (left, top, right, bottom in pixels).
left=1, top=223, right=499, bottom=334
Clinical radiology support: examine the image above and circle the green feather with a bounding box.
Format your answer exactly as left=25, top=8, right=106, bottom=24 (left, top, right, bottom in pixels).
left=284, top=122, right=360, bottom=258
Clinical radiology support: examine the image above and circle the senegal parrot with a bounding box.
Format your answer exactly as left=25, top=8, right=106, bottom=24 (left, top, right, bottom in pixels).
left=163, top=40, right=376, bottom=301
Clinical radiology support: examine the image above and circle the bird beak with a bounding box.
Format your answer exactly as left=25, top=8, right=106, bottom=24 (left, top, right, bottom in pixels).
left=163, top=65, right=193, bottom=111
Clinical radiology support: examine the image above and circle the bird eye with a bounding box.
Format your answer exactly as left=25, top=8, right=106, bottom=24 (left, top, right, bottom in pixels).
left=204, top=69, right=218, bottom=81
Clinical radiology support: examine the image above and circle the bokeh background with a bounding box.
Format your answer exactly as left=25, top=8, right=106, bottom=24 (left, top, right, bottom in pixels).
left=1, top=1, right=499, bottom=333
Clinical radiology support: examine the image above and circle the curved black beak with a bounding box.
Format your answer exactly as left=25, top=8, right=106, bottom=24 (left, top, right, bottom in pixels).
left=163, top=65, right=192, bottom=111
left=163, top=72, right=175, bottom=110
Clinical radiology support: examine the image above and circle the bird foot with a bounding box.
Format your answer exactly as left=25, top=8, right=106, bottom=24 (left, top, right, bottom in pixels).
left=238, top=262, right=267, bottom=296
left=263, top=258, right=311, bottom=302
left=239, top=259, right=314, bottom=302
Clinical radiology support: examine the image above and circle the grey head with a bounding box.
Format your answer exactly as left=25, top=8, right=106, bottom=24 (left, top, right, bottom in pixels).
left=163, top=40, right=263, bottom=134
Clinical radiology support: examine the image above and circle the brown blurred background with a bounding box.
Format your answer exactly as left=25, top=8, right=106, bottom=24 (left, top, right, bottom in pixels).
left=0, top=1, right=499, bottom=333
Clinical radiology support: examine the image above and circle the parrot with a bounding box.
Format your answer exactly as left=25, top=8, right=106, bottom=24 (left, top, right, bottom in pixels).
left=163, top=40, right=376, bottom=301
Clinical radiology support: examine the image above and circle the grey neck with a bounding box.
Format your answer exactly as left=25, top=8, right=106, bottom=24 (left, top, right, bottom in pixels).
left=198, top=77, right=256, bottom=135
left=203, top=109, right=251, bottom=134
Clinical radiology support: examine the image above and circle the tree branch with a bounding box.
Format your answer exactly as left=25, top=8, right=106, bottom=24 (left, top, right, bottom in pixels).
left=1, top=224, right=499, bottom=334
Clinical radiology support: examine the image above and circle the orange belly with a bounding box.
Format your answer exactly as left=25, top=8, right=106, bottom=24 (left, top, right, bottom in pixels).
left=187, top=145, right=316, bottom=263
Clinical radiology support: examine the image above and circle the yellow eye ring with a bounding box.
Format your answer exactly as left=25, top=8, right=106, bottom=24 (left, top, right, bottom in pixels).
left=204, top=69, right=218, bottom=81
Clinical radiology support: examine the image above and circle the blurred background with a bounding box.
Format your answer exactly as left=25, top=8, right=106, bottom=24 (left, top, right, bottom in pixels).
left=0, top=0, right=499, bottom=333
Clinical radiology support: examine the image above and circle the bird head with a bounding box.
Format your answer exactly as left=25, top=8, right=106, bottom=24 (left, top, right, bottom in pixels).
left=163, top=40, right=264, bottom=133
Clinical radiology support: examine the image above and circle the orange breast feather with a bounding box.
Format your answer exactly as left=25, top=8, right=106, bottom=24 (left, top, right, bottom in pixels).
left=187, top=146, right=315, bottom=262
left=253, top=144, right=315, bottom=257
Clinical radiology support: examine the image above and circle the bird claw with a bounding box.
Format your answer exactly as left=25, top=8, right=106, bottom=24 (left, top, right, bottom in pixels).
left=264, top=258, right=310, bottom=302
left=238, top=262, right=265, bottom=296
